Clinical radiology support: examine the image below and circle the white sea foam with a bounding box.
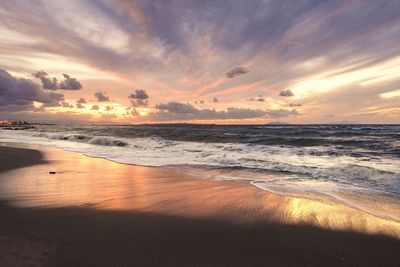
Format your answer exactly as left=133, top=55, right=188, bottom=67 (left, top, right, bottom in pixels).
left=1, top=128, right=399, bottom=217
left=208, top=173, right=400, bottom=222
left=250, top=180, right=400, bottom=222
left=1, top=129, right=398, bottom=183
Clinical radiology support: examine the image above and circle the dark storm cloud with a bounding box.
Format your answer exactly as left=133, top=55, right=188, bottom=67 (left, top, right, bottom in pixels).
left=0, top=69, right=64, bottom=112
left=94, top=92, right=110, bottom=102
left=152, top=101, right=298, bottom=121
left=32, top=71, right=82, bottom=90
left=226, top=67, right=249, bottom=78
left=279, top=89, right=294, bottom=97
left=128, top=89, right=149, bottom=107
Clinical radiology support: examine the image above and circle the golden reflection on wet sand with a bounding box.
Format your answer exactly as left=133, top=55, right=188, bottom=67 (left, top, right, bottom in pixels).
left=0, top=144, right=399, bottom=238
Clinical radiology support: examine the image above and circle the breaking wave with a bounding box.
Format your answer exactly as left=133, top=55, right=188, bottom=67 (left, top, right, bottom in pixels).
left=0, top=125, right=399, bottom=221
left=34, top=133, right=128, bottom=147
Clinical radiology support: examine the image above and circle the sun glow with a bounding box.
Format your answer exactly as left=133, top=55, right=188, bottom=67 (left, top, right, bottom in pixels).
left=380, top=89, right=400, bottom=99
left=290, top=56, right=400, bottom=98
left=45, top=102, right=135, bottom=120
left=0, top=53, right=119, bottom=81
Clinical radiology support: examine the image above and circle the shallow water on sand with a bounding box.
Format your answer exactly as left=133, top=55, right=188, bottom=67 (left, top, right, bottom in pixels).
left=0, top=144, right=399, bottom=238
left=1, top=125, right=400, bottom=225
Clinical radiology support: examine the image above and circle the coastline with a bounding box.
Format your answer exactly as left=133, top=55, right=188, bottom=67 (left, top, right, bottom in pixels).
left=0, top=144, right=399, bottom=266
left=0, top=145, right=47, bottom=173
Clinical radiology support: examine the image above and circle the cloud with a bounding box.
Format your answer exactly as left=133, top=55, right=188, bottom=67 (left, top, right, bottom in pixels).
left=213, top=97, right=219, bottom=103
left=248, top=97, right=265, bottom=102
left=266, top=109, right=298, bottom=118
left=32, top=71, right=82, bottom=90
left=3, top=0, right=399, bottom=97
left=151, top=101, right=297, bottom=121
left=128, top=89, right=149, bottom=100
left=226, top=66, right=249, bottom=78
left=77, top=98, right=86, bottom=104
left=76, top=98, right=86, bottom=108
left=2, top=1, right=400, bottom=123
left=94, top=92, right=110, bottom=102
left=32, top=70, right=58, bottom=90
left=128, top=89, right=149, bottom=107
left=105, top=106, right=113, bottom=111
left=0, top=110, right=93, bottom=124
left=356, top=112, right=377, bottom=117
left=59, top=74, right=82, bottom=90
left=0, top=69, right=64, bottom=112
left=155, top=102, right=197, bottom=113
left=289, top=103, right=302, bottom=107
left=101, top=113, right=117, bottom=120
left=91, top=105, right=99, bottom=110
left=279, top=89, right=294, bottom=97
left=76, top=102, right=85, bottom=109
left=61, top=101, right=74, bottom=108
left=128, top=107, right=140, bottom=117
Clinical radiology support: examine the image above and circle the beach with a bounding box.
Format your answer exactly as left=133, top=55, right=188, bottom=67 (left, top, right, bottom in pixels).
left=0, top=144, right=399, bottom=266
left=2, top=0, right=400, bottom=265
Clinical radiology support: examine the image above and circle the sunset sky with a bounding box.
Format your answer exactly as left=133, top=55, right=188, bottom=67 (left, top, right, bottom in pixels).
left=0, top=0, right=399, bottom=124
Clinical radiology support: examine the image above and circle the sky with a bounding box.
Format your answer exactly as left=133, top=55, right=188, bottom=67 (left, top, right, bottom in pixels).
left=0, top=0, right=399, bottom=124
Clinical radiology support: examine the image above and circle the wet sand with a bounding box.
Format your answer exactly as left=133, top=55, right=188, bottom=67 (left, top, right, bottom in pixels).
left=0, top=145, right=46, bottom=173
left=0, top=144, right=399, bottom=266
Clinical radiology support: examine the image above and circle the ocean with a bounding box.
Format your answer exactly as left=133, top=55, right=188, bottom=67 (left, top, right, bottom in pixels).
left=1, top=124, right=399, bottom=221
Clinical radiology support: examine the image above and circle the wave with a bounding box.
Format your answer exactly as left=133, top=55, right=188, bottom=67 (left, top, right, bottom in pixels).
left=2, top=129, right=398, bottom=194
left=34, top=133, right=128, bottom=147
left=27, top=124, right=400, bottom=156
left=1, top=128, right=399, bottom=196
left=1, top=127, right=400, bottom=221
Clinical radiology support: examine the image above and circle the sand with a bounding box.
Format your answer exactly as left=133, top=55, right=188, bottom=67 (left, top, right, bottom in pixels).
left=0, top=144, right=399, bottom=266
left=0, top=145, right=46, bottom=173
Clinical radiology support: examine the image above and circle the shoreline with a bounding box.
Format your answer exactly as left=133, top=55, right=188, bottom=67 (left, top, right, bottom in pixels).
left=0, top=144, right=47, bottom=173
left=1, top=141, right=400, bottom=229
left=1, top=142, right=400, bottom=235
left=0, top=144, right=399, bottom=266
left=2, top=137, right=400, bottom=225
